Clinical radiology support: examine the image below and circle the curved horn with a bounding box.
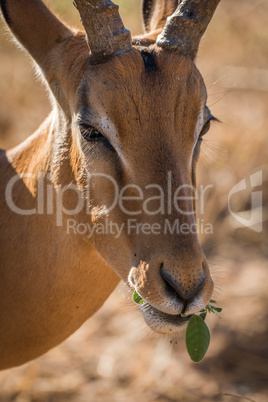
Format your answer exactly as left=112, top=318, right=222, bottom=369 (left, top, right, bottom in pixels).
left=74, top=0, right=132, bottom=64
left=156, top=0, right=221, bottom=60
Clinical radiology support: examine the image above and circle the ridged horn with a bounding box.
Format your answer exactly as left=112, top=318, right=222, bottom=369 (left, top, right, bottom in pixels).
left=74, top=0, right=132, bottom=64
left=156, top=0, right=221, bottom=60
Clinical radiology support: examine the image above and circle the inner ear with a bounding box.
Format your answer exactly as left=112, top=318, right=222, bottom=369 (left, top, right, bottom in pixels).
left=142, top=0, right=155, bottom=32
left=142, top=0, right=178, bottom=33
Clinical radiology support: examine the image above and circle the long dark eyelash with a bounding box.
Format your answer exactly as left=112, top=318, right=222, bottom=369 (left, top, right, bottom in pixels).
left=76, top=117, right=87, bottom=128
left=204, top=105, right=221, bottom=124
left=210, top=115, right=221, bottom=124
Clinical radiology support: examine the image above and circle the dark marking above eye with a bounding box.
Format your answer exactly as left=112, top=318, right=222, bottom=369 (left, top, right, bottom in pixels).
left=187, top=8, right=194, bottom=18
left=140, top=50, right=158, bottom=72
left=78, top=83, right=90, bottom=109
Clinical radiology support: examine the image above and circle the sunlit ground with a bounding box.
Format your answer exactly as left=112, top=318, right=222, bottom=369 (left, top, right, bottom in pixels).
left=0, top=0, right=267, bottom=401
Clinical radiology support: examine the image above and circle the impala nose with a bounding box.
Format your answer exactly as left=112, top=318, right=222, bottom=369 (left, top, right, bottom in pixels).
left=160, top=266, right=206, bottom=311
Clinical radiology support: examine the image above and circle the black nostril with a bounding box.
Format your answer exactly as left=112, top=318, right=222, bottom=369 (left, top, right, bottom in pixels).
left=161, top=269, right=206, bottom=305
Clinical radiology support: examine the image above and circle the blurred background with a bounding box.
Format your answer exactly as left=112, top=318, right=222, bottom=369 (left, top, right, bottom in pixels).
left=0, top=0, right=267, bottom=401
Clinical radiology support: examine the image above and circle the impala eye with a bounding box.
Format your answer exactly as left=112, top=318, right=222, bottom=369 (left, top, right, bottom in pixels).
left=200, top=119, right=211, bottom=137
left=79, top=124, right=115, bottom=151
left=199, top=112, right=219, bottom=139
left=80, top=125, right=104, bottom=141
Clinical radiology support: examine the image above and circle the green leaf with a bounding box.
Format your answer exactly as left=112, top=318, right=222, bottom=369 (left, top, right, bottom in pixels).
left=206, top=306, right=214, bottom=313
left=133, top=290, right=144, bottom=305
left=199, top=311, right=207, bottom=321
left=212, top=307, right=222, bottom=313
left=186, top=315, right=210, bottom=362
left=209, top=299, right=217, bottom=304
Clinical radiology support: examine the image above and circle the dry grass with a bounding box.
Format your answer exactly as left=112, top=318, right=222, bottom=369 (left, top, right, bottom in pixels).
left=0, top=0, right=267, bottom=401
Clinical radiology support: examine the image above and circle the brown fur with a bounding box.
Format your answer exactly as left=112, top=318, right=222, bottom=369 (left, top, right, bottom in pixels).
left=0, top=0, right=217, bottom=369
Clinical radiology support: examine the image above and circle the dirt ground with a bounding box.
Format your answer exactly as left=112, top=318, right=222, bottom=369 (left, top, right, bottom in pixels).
left=0, top=1, right=267, bottom=401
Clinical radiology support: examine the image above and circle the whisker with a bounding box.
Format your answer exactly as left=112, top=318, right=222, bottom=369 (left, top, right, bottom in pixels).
left=210, top=75, right=227, bottom=87
left=208, top=89, right=232, bottom=107
left=203, top=138, right=225, bottom=153
left=207, top=90, right=230, bottom=98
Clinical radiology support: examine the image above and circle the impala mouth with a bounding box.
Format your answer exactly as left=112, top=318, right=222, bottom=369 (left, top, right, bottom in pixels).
left=140, top=302, right=193, bottom=334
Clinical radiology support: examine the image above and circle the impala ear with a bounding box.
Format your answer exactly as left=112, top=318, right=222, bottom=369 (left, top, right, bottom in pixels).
left=0, top=0, right=72, bottom=72
left=142, top=0, right=178, bottom=33
left=0, top=0, right=87, bottom=112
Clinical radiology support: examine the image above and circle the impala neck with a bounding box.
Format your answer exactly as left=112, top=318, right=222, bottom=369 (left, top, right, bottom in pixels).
left=0, top=112, right=120, bottom=369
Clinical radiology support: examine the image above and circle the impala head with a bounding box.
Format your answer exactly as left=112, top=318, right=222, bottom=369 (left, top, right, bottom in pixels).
left=1, top=0, right=221, bottom=334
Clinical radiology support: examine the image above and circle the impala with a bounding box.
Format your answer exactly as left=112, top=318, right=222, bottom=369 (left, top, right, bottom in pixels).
left=0, top=0, right=221, bottom=369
